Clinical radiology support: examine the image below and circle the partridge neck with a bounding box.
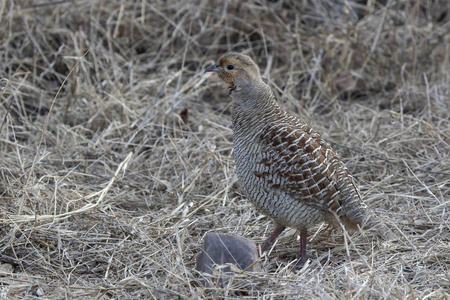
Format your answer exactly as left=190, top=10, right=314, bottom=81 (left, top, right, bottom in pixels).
left=233, top=82, right=278, bottom=113
left=231, top=82, right=281, bottom=133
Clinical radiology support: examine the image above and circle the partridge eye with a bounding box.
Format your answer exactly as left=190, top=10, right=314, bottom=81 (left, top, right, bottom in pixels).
left=226, top=64, right=235, bottom=70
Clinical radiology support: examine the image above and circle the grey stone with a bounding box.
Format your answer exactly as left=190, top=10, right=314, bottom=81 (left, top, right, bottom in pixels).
left=196, top=232, right=260, bottom=277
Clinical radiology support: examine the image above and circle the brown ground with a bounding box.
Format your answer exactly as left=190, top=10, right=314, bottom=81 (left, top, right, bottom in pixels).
left=1, top=0, right=449, bottom=299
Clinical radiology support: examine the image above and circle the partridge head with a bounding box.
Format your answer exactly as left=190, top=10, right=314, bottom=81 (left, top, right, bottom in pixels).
left=205, top=52, right=265, bottom=94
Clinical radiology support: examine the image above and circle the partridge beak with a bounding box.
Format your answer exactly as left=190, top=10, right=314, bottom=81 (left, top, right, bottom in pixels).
left=205, top=63, right=221, bottom=73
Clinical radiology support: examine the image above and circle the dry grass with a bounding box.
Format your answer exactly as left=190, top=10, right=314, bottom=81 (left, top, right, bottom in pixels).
left=1, top=0, right=449, bottom=298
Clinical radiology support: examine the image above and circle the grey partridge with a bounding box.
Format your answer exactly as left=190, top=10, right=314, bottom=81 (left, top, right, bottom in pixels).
left=205, top=52, right=369, bottom=264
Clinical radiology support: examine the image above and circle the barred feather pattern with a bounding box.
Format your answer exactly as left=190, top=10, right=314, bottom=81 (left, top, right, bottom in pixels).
left=232, top=85, right=367, bottom=231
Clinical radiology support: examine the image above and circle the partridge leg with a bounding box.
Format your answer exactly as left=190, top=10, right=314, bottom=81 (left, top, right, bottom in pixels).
left=296, top=228, right=311, bottom=265
left=260, top=224, right=286, bottom=254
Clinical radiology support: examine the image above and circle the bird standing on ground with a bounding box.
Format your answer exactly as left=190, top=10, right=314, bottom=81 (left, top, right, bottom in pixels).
left=205, top=52, right=369, bottom=264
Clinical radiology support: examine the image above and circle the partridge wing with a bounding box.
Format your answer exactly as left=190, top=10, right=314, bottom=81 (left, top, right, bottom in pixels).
left=256, top=119, right=347, bottom=216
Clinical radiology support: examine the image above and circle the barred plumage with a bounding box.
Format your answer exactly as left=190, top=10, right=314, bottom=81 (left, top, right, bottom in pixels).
left=206, top=52, right=369, bottom=264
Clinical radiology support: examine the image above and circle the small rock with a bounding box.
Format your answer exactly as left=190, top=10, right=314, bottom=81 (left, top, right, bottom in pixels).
left=0, top=263, right=13, bottom=274
left=32, top=287, right=44, bottom=297
left=196, top=232, right=260, bottom=279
